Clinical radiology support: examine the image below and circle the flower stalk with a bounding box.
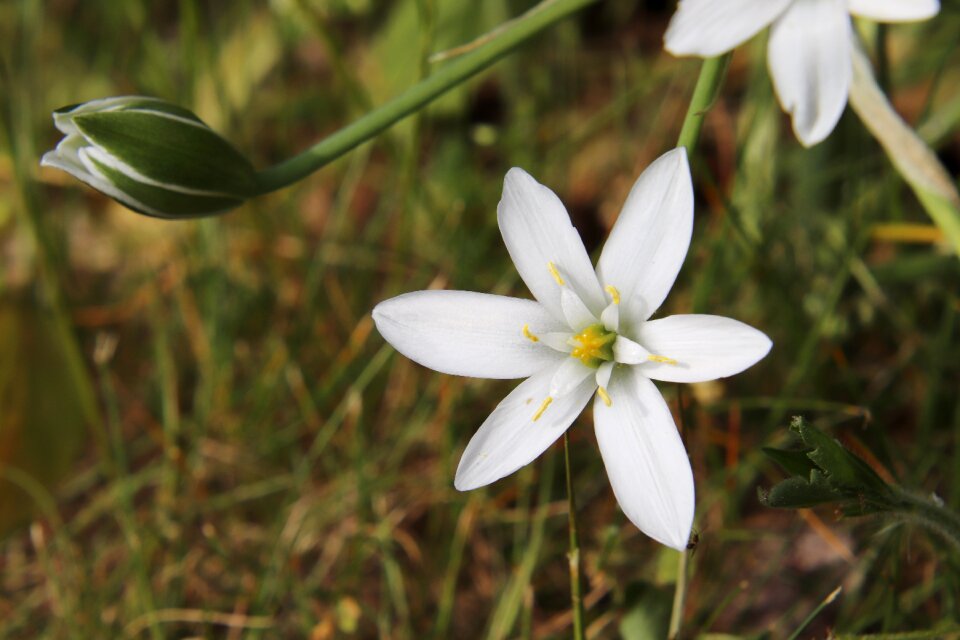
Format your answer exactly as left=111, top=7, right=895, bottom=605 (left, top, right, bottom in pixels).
left=676, top=54, right=732, bottom=153
left=254, top=0, right=600, bottom=194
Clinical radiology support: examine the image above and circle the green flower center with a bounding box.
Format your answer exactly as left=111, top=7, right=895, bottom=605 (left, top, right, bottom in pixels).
left=570, top=323, right=616, bottom=369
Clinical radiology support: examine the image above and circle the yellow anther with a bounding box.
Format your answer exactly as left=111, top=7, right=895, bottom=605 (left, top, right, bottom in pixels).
left=522, top=324, right=539, bottom=343
left=597, top=386, right=612, bottom=407
left=647, top=354, right=678, bottom=365
left=532, top=397, right=553, bottom=421
left=605, top=285, right=620, bottom=305
left=547, top=261, right=565, bottom=286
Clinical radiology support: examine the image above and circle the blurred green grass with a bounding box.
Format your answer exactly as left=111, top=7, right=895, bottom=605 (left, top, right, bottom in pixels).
left=1, top=0, right=960, bottom=637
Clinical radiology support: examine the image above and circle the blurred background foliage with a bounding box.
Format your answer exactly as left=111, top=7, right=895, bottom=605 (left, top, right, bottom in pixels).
left=1, top=0, right=960, bottom=637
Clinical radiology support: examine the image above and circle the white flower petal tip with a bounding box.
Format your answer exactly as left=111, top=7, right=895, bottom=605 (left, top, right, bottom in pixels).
left=597, top=147, right=694, bottom=327
left=637, top=315, right=772, bottom=383
left=663, top=0, right=793, bottom=57
left=497, top=168, right=606, bottom=321
left=594, top=369, right=695, bottom=550
left=848, top=0, right=939, bottom=22
left=372, top=290, right=566, bottom=380
left=454, top=368, right=596, bottom=491
left=767, top=0, right=853, bottom=148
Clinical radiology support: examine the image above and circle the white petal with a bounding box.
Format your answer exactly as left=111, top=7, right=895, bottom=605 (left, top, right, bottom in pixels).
left=561, top=288, right=598, bottom=331
left=593, top=368, right=694, bottom=550
left=636, top=314, right=772, bottom=383
left=550, top=358, right=595, bottom=397
left=613, top=335, right=651, bottom=365
left=41, top=135, right=163, bottom=217
left=498, top=168, right=606, bottom=321
left=596, top=361, right=614, bottom=390
left=596, top=149, right=693, bottom=330
left=372, top=290, right=566, bottom=379
left=455, top=367, right=596, bottom=490
left=540, top=332, right=574, bottom=353
left=848, top=0, right=939, bottom=22
left=600, top=302, right=619, bottom=333
left=664, top=0, right=792, bottom=57
left=768, top=0, right=853, bottom=147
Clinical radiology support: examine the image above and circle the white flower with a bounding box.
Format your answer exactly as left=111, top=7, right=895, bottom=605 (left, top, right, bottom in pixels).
left=664, top=0, right=940, bottom=147
left=372, top=149, right=771, bottom=550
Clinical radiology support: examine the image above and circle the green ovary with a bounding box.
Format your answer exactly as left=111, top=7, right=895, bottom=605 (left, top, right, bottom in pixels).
left=570, top=323, right=615, bottom=368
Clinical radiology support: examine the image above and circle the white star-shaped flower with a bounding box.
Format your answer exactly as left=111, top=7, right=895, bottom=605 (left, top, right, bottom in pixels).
left=372, top=149, right=771, bottom=549
left=664, top=0, right=940, bottom=147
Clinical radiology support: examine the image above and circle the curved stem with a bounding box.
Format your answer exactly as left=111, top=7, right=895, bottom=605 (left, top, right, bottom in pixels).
left=895, top=490, right=960, bottom=554
left=255, top=0, right=599, bottom=194
left=676, top=54, right=731, bottom=153
left=564, top=431, right=586, bottom=640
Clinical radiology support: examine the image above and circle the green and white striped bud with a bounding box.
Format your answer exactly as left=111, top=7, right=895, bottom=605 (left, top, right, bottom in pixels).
left=41, top=96, right=257, bottom=218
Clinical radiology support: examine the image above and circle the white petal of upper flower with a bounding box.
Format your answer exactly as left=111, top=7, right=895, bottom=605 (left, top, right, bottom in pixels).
left=636, top=314, right=772, bottom=383
left=455, top=367, right=596, bottom=491
left=768, top=0, right=853, bottom=147
left=596, top=149, right=693, bottom=330
left=373, top=290, right=566, bottom=379
left=664, top=0, right=793, bottom=57
left=498, top=168, right=606, bottom=321
left=593, top=368, right=695, bottom=550
left=848, top=0, right=939, bottom=22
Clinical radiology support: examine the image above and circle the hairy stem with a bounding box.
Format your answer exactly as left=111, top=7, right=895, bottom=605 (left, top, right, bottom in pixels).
left=895, top=490, right=960, bottom=554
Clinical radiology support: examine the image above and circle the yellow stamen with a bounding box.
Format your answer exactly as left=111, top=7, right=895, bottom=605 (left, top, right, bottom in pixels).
left=522, top=324, right=539, bottom=343
left=647, top=354, right=678, bottom=365
left=547, top=261, right=565, bottom=286
left=597, top=386, right=612, bottom=407
left=532, top=397, right=553, bottom=421
left=604, top=285, right=620, bottom=305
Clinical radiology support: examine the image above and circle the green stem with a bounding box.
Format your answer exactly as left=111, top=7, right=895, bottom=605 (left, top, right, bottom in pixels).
left=675, top=54, right=731, bottom=153
left=667, top=549, right=688, bottom=639
left=255, top=0, right=599, bottom=193
left=563, top=431, right=586, bottom=640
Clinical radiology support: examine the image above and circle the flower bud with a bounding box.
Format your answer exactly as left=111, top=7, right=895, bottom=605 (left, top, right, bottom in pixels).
left=41, top=96, right=258, bottom=218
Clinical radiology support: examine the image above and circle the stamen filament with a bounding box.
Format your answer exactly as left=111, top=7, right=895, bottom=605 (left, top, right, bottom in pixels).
left=647, top=354, right=678, bottom=365
left=533, top=397, right=553, bottom=421
left=597, top=386, right=612, bottom=407
left=522, top=324, right=539, bottom=343
left=604, top=285, right=620, bottom=305
left=548, top=261, right=565, bottom=286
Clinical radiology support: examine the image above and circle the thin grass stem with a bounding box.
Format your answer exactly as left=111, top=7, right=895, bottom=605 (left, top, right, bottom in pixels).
left=564, top=431, right=585, bottom=640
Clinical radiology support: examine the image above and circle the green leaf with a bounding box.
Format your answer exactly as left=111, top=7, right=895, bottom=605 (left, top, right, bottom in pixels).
left=792, top=418, right=889, bottom=494
left=619, top=581, right=674, bottom=640
left=762, top=446, right=818, bottom=477
left=0, top=302, right=88, bottom=533
left=759, top=475, right=844, bottom=509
